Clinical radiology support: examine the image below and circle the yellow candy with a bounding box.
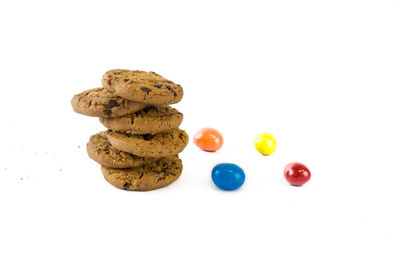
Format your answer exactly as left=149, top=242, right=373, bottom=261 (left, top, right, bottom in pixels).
left=254, top=132, right=277, bottom=156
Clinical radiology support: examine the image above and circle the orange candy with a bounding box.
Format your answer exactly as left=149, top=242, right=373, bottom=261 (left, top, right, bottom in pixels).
left=193, top=128, right=224, bottom=152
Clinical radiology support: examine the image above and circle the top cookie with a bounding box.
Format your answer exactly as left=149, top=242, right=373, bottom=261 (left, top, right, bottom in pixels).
left=102, top=69, right=183, bottom=105
left=71, top=87, right=147, bottom=118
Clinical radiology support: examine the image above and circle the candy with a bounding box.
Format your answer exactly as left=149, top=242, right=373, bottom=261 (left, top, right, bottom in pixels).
left=254, top=132, right=277, bottom=156
left=212, top=163, right=245, bottom=190
left=193, top=128, right=223, bottom=152
left=284, top=162, right=311, bottom=186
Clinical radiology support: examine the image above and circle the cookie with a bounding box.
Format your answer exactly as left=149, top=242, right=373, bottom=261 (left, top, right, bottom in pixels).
left=106, top=129, right=189, bottom=157
left=87, top=131, right=159, bottom=168
left=102, top=69, right=183, bottom=105
left=71, top=87, right=147, bottom=118
left=101, top=156, right=183, bottom=191
left=99, top=106, right=183, bottom=134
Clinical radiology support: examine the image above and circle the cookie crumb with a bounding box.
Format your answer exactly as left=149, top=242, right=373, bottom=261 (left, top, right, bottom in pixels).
left=78, top=146, right=81, bottom=148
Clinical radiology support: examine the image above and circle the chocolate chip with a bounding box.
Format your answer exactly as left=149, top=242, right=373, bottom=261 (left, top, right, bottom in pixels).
left=103, top=109, right=112, bottom=117
left=154, top=84, right=163, bottom=88
left=105, top=99, right=118, bottom=109
left=140, top=87, right=152, bottom=94
left=142, top=134, right=154, bottom=140
left=123, top=183, right=131, bottom=190
left=165, top=85, right=177, bottom=97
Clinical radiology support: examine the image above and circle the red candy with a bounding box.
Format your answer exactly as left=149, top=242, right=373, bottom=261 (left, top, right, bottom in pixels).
left=193, top=128, right=223, bottom=152
left=284, top=162, right=311, bottom=186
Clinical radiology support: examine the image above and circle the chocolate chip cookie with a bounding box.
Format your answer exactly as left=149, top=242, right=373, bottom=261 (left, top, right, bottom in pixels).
left=102, top=69, right=183, bottom=105
left=106, top=129, right=189, bottom=157
left=71, top=87, right=147, bottom=118
left=99, top=106, right=183, bottom=134
left=87, top=131, right=159, bottom=168
left=101, top=155, right=183, bottom=191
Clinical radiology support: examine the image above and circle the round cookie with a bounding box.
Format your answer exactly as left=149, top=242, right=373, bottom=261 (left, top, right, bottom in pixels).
left=101, top=156, right=183, bottom=191
left=87, top=131, right=159, bottom=168
left=106, top=129, right=189, bottom=157
left=102, top=69, right=183, bottom=105
left=71, top=87, right=147, bottom=118
left=99, top=106, right=183, bottom=134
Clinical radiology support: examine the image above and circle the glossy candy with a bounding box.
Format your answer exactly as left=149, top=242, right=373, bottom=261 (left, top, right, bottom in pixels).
left=212, top=163, right=245, bottom=190
left=284, top=162, right=311, bottom=186
left=254, top=132, right=277, bottom=156
left=193, top=128, right=223, bottom=152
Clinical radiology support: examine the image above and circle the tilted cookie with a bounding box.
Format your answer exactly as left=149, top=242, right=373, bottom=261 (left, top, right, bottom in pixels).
left=87, top=131, right=159, bottom=168
left=106, top=129, right=189, bottom=157
left=102, top=69, right=183, bottom=105
left=102, top=155, right=183, bottom=191
left=71, top=87, right=147, bottom=118
left=99, top=106, right=183, bottom=134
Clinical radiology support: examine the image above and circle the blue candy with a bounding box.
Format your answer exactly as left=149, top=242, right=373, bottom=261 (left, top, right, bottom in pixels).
left=211, top=163, right=245, bottom=191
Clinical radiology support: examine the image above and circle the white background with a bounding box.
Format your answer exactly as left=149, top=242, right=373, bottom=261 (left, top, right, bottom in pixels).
left=1, top=0, right=400, bottom=266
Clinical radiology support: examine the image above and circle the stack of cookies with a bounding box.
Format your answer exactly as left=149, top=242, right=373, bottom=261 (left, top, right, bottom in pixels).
left=71, top=69, right=189, bottom=191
